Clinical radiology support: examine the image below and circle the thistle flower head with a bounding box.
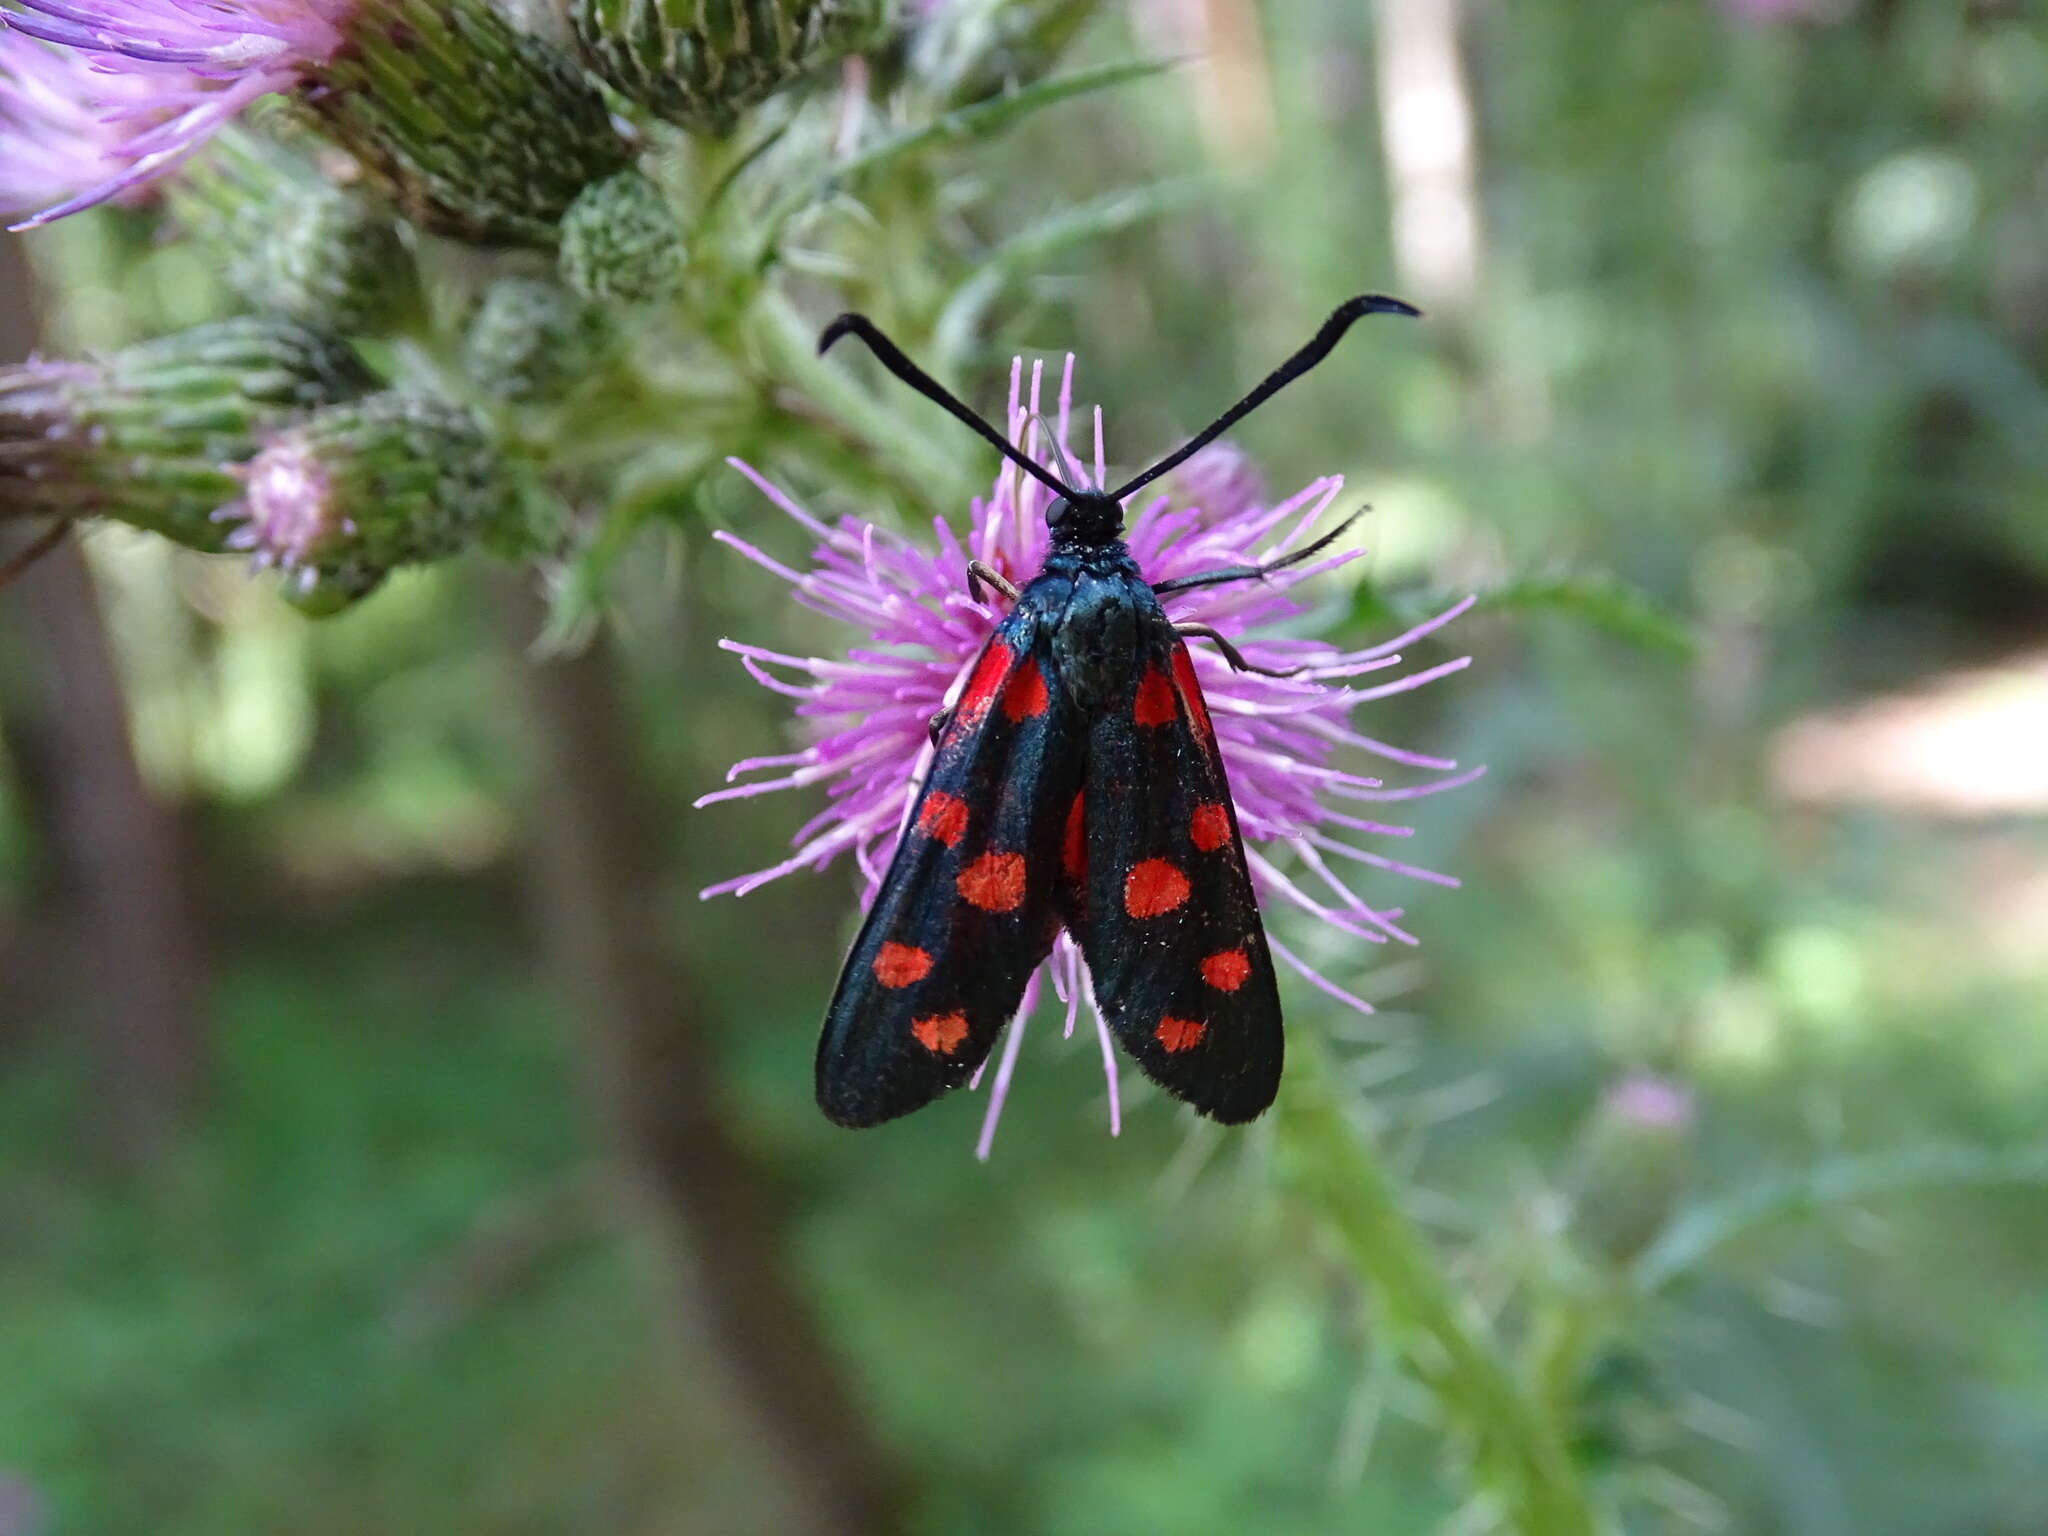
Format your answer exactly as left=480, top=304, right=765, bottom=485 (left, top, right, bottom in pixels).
left=567, top=0, right=888, bottom=132
left=0, top=27, right=210, bottom=221
left=212, top=391, right=531, bottom=612
left=2, top=0, right=626, bottom=243
left=0, top=0, right=350, bottom=228
left=1, top=315, right=373, bottom=538
left=699, top=355, right=1480, bottom=1155
left=233, top=435, right=336, bottom=567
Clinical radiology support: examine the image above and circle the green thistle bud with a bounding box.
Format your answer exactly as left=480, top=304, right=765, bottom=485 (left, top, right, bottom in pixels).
left=568, top=0, right=891, bottom=133
left=217, top=393, right=541, bottom=613
left=172, top=131, right=414, bottom=334
left=305, top=0, right=632, bottom=246
left=0, top=319, right=375, bottom=548
left=1567, top=1073, right=1696, bottom=1267
left=462, top=278, right=612, bottom=403
left=558, top=170, right=684, bottom=303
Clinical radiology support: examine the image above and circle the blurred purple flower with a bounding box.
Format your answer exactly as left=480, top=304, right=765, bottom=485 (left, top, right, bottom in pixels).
left=1603, top=1072, right=1696, bottom=1134
left=700, top=355, right=1479, bottom=1156
left=0, top=1471, right=44, bottom=1536
left=0, top=30, right=184, bottom=219
left=0, top=1, right=350, bottom=228
left=1718, top=0, right=1836, bottom=22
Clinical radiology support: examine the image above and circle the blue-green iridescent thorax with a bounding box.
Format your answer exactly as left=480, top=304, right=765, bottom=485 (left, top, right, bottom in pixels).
left=1023, top=492, right=1160, bottom=710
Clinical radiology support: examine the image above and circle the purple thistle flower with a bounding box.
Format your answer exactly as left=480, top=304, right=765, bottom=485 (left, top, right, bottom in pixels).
left=1716, top=0, right=1838, bottom=21
left=699, top=355, right=1480, bottom=1157
left=0, top=0, right=350, bottom=229
left=217, top=434, right=340, bottom=585
left=203, top=391, right=526, bottom=613
left=0, top=28, right=188, bottom=219
left=1603, top=1072, right=1696, bottom=1134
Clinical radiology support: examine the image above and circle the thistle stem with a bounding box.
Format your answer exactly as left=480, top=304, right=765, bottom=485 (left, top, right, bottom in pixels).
left=1278, top=1042, right=1599, bottom=1536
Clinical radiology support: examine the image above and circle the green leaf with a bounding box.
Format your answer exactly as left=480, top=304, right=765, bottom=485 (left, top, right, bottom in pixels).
left=757, top=58, right=1182, bottom=256
left=1347, top=574, right=1694, bottom=660
left=1478, top=577, right=1695, bottom=658
left=1633, top=1142, right=2048, bottom=1296
left=932, top=176, right=1214, bottom=369
left=840, top=58, right=1183, bottom=182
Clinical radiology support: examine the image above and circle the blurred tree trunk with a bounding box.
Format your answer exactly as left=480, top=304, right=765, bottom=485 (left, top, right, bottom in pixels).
left=1373, top=0, right=1482, bottom=315
left=500, top=579, right=899, bottom=1536
left=0, top=234, right=209, bottom=1171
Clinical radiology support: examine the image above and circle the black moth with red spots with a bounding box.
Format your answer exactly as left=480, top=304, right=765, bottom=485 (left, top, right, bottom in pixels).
left=813, top=297, right=1419, bottom=1128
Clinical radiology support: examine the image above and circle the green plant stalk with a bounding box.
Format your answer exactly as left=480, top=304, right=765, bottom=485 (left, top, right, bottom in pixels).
left=750, top=291, right=978, bottom=516
left=1278, top=1043, right=1598, bottom=1536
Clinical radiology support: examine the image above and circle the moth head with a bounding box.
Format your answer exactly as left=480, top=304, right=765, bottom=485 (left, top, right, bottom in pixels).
left=1044, top=492, right=1124, bottom=547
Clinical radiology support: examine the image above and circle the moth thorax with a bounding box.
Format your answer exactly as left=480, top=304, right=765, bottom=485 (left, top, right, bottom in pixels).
left=1045, top=493, right=1124, bottom=547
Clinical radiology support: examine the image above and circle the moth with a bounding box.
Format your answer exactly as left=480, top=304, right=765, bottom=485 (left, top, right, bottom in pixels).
left=813, top=296, right=1418, bottom=1128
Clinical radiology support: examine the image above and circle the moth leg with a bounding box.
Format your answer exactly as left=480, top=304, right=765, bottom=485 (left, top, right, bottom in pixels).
left=1174, top=622, right=1303, bottom=678
left=967, top=559, right=1021, bottom=607
left=927, top=706, right=954, bottom=746
left=1150, top=506, right=1367, bottom=597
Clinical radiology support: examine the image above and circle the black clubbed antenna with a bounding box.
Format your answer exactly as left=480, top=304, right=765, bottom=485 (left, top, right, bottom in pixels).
left=819, top=314, right=1079, bottom=502
left=1107, top=294, right=1420, bottom=503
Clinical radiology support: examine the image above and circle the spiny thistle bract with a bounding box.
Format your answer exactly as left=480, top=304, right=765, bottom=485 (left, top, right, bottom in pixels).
left=0, top=317, right=375, bottom=544
left=568, top=0, right=892, bottom=133
left=697, top=356, right=1480, bottom=1157
left=307, top=0, right=628, bottom=244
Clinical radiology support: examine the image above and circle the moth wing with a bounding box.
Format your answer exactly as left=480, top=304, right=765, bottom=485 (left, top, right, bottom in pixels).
left=1067, top=622, right=1283, bottom=1124
left=816, top=598, right=1083, bottom=1127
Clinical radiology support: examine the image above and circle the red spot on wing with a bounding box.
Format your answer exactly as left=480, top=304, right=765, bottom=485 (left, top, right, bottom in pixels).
left=957, top=639, right=1012, bottom=725
left=1133, top=667, right=1176, bottom=727
left=1124, top=859, right=1190, bottom=918
left=1062, top=793, right=1086, bottom=882
left=957, top=851, right=1026, bottom=912
left=1170, top=645, right=1215, bottom=741
left=1001, top=658, right=1049, bottom=721
left=1156, top=1015, right=1206, bottom=1053
left=1190, top=802, right=1231, bottom=853
left=1201, top=949, right=1252, bottom=992
left=912, top=1012, right=970, bottom=1055
left=872, top=942, right=933, bottom=988
left=918, top=791, right=969, bottom=846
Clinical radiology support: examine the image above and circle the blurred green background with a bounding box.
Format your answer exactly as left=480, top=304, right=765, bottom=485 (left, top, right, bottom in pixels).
left=6, top=1, right=2048, bottom=1532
